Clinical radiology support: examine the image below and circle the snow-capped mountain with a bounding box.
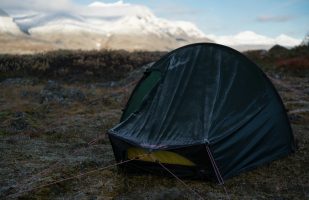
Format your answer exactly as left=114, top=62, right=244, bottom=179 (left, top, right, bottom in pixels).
left=14, top=12, right=87, bottom=34
left=0, top=8, right=57, bottom=54
left=206, top=31, right=301, bottom=50
left=0, top=8, right=24, bottom=35
left=0, top=1, right=303, bottom=53
left=1, top=1, right=211, bottom=52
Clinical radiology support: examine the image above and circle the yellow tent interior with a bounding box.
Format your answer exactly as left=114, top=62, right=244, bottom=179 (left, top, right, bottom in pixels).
left=127, top=148, right=196, bottom=166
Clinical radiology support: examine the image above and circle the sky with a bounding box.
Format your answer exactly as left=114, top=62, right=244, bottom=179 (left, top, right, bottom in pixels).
left=73, top=0, right=308, bottom=40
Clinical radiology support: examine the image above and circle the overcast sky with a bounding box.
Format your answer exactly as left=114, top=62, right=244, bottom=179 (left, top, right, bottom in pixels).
left=1, top=0, right=308, bottom=40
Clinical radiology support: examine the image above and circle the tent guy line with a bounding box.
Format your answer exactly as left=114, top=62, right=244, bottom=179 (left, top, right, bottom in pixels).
left=155, top=159, right=206, bottom=200
left=8, top=152, right=211, bottom=199
left=7, top=154, right=147, bottom=199
left=205, top=145, right=230, bottom=200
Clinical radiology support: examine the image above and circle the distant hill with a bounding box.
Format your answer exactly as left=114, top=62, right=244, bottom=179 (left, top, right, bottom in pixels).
left=301, top=33, right=309, bottom=46
left=245, top=44, right=309, bottom=77
left=268, top=45, right=289, bottom=57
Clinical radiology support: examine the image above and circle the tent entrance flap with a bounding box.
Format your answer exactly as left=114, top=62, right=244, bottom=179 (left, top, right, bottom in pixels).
left=127, top=147, right=196, bottom=166
left=121, top=71, right=161, bottom=121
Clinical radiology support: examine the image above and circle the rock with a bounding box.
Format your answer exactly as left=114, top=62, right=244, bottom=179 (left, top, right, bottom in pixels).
left=40, top=80, right=86, bottom=104
left=151, top=187, right=182, bottom=200
left=114, top=187, right=183, bottom=200
left=6, top=111, right=41, bottom=134
left=20, top=90, right=39, bottom=99
left=288, top=113, right=303, bottom=123
left=63, top=88, right=86, bottom=102
left=44, top=80, right=62, bottom=91
left=10, top=112, right=29, bottom=131
left=40, top=89, right=65, bottom=104
left=1, top=78, right=38, bottom=86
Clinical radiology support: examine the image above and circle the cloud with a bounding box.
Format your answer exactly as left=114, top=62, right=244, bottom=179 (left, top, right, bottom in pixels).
left=88, top=1, right=130, bottom=8
left=0, top=0, right=74, bottom=12
left=84, top=1, right=152, bottom=18
left=151, top=3, right=204, bottom=21
left=154, top=6, right=201, bottom=16
left=0, top=0, right=79, bottom=17
left=0, top=0, right=153, bottom=18
left=256, top=15, right=294, bottom=22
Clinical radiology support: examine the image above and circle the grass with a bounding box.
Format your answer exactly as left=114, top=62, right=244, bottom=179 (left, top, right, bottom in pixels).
left=1, top=75, right=307, bottom=199
left=0, top=47, right=308, bottom=199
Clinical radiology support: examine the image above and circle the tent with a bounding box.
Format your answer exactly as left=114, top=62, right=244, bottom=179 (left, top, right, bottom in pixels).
left=108, top=43, right=295, bottom=180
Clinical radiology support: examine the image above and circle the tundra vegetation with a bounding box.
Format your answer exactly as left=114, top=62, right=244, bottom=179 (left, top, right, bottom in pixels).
left=0, top=46, right=308, bottom=199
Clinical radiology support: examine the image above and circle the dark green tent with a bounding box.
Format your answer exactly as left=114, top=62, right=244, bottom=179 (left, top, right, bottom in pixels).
left=108, top=43, right=295, bottom=180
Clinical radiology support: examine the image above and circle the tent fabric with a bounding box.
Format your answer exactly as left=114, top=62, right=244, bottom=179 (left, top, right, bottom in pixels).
left=108, top=43, right=295, bottom=179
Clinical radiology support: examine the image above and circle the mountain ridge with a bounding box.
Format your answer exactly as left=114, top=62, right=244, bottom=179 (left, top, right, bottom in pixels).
left=0, top=5, right=213, bottom=53
left=0, top=3, right=303, bottom=54
left=0, top=8, right=24, bottom=35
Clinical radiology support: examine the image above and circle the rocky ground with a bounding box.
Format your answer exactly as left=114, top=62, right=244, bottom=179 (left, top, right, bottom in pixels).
left=0, top=66, right=308, bottom=199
